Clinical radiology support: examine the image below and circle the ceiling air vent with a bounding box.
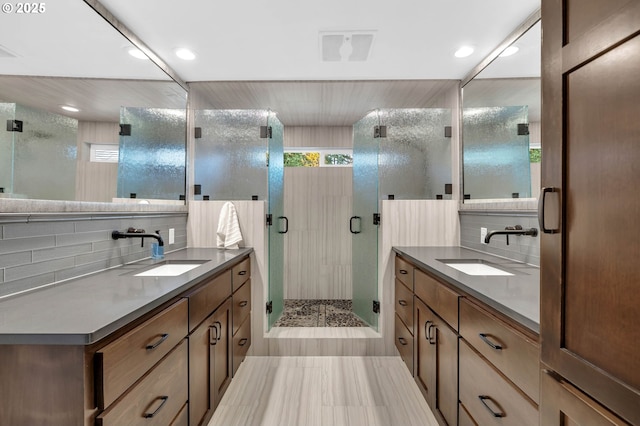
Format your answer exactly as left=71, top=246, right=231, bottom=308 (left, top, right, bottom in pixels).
left=320, top=31, right=375, bottom=62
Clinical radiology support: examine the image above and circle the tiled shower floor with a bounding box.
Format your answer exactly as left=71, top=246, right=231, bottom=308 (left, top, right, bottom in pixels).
left=274, top=299, right=368, bottom=327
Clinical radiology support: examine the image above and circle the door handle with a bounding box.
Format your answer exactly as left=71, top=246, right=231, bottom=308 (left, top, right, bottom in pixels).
left=278, top=216, right=289, bottom=234
left=538, top=187, right=559, bottom=234
left=349, top=216, right=361, bottom=234
left=427, top=322, right=436, bottom=345
left=209, top=324, right=218, bottom=345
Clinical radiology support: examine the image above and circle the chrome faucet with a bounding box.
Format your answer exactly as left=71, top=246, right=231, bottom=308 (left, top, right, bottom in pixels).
left=484, top=225, right=538, bottom=245
left=112, top=227, right=164, bottom=247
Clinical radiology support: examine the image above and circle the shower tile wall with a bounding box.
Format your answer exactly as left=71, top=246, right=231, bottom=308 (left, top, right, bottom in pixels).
left=0, top=213, right=187, bottom=298
left=283, top=127, right=353, bottom=300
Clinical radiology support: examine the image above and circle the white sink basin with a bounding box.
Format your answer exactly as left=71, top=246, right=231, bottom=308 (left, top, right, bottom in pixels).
left=134, top=262, right=205, bottom=277
left=437, top=259, right=514, bottom=276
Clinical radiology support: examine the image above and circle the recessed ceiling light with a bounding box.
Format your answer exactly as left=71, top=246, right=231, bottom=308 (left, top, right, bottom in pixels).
left=60, top=105, right=79, bottom=112
left=127, top=47, right=148, bottom=60
left=175, top=48, right=196, bottom=60
left=454, top=46, right=474, bottom=58
left=499, top=46, right=519, bottom=57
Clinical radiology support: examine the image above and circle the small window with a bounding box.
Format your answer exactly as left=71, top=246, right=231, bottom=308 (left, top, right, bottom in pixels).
left=90, top=144, right=119, bottom=163
left=284, top=148, right=353, bottom=168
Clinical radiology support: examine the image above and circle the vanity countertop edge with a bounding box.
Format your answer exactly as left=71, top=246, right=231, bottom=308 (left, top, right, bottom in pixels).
left=393, top=246, right=540, bottom=334
left=0, top=247, right=253, bottom=345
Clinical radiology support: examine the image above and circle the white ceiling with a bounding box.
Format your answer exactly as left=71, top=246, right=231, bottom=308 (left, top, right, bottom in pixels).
left=99, top=0, right=540, bottom=82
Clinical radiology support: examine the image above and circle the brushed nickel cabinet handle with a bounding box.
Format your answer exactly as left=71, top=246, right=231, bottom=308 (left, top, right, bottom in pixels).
left=145, top=333, right=169, bottom=350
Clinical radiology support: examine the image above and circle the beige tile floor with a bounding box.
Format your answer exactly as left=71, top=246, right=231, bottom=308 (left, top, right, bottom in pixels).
left=208, top=356, right=439, bottom=426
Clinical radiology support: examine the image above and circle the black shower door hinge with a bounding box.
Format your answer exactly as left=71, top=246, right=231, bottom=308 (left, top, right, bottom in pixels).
left=266, top=214, right=273, bottom=226
left=373, top=125, right=387, bottom=138
left=260, top=125, right=272, bottom=138
left=266, top=301, right=273, bottom=314
left=373, top=300, right=380, bottom=314
left=373, top=213, right=381, bottom=226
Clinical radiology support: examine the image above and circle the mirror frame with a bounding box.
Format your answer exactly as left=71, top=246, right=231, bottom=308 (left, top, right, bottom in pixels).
left=0, top=0, right=189, bottom=214
left=458, top=8, right=541, bottom=211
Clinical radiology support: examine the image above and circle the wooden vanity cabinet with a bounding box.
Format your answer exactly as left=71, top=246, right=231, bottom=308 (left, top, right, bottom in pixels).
left=414, top=297, right=458, bottom=426
left=394, top=259, right=415, bottom=374
left=413, top=269, right=460, bottom=426
left=231, top=278, right=251, bottom=377
left=540, top=370, right=629, bottom=426
left=458, top=298, right=539, bottom=425
left=186, top=270, right=233, bottom=426
left=95, top=299, right=189, bottom=426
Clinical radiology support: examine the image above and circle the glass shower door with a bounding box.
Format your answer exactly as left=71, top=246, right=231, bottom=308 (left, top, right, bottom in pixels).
left=352, top=111, right=380, bottom=330
left=267, top=112, right=285, bottom=329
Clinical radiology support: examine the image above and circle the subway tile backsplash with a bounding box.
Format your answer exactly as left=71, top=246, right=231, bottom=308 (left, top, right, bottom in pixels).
left=0, top=213, right=187, bottom=298
left=459, top=211, right=540, bottom=266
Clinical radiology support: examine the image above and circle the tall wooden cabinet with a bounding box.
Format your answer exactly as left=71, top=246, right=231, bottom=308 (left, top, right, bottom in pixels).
left=540, top=1, right=640, bottom=424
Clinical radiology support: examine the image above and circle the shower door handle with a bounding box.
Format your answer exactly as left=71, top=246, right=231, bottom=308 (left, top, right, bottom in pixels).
left=278, top=216, right=289, bottom=234
left=350, top=216, right=361, bottom=234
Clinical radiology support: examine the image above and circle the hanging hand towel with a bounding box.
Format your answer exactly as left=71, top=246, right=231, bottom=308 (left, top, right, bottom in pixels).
left=217, top=201, right=244, bottom=249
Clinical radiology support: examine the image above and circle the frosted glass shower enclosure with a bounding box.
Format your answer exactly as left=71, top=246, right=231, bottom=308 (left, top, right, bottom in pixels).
left=352, top=108, right=452, bottom=328
left=192, top=109, right=285, bottom=329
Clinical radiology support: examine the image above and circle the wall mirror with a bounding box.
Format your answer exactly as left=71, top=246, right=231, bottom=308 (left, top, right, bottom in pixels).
left=0, top=1, right=187, bottom=209
left=461, top=17, right=540, bottom=203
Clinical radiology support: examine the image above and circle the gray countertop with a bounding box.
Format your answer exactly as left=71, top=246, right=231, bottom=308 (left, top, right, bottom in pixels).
left=0, top=247, right=253, bottom=345
left=393, top=246, right=540, bottom=334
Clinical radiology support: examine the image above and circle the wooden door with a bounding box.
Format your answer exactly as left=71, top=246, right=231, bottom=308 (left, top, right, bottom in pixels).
left=540, top=371, right=629, bottom=426
left=540, top=1, right=640, bottom=423
left=415, top=297, right=458, bottom=426
left=211, top=299, right=231, bottom=408
left=415, top=297, right=436, bottom=408
left=188, top=312, right=215, bottom=426
left=432, top=314, right=458, bottom=426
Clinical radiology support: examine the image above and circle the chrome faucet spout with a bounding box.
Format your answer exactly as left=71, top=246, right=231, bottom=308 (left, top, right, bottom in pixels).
left=484, top=225, right=538, bottom=245
left=112, top=229, right=164, bottom=246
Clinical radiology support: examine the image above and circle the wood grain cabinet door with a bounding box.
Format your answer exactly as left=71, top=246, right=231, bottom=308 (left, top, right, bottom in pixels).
left=415, top=297, right=458, bottom=426
left=189, top=299, right=231, bottom=426
left=541, top=1, right=640, bottom=423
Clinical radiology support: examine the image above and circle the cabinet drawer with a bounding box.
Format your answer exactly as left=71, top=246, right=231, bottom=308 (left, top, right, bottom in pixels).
left=459, top=340, right=538, bottom=426
left=460, top=298, right=540, bottom=404
left=395, top=313, right=414, bottom=375
left=96, top=339, right=188, bottom=426
left=414, top=269, right=459, bottom=331
left=395, top=256, right=414, bottom=290
left=232, top=257, right=251, bottom=292
left=232, top=314, right=251, bottom=377
left=395, top=279, right=414, bottom=334
left=459, top=402, right=478, bottom=426
left=188, top=270, right=232, bottom=332
left=170, top=403, right=188, bottom=426
left=233, top=279, right=251, bottom=336
left=96, top=299, right=188, bottom=409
